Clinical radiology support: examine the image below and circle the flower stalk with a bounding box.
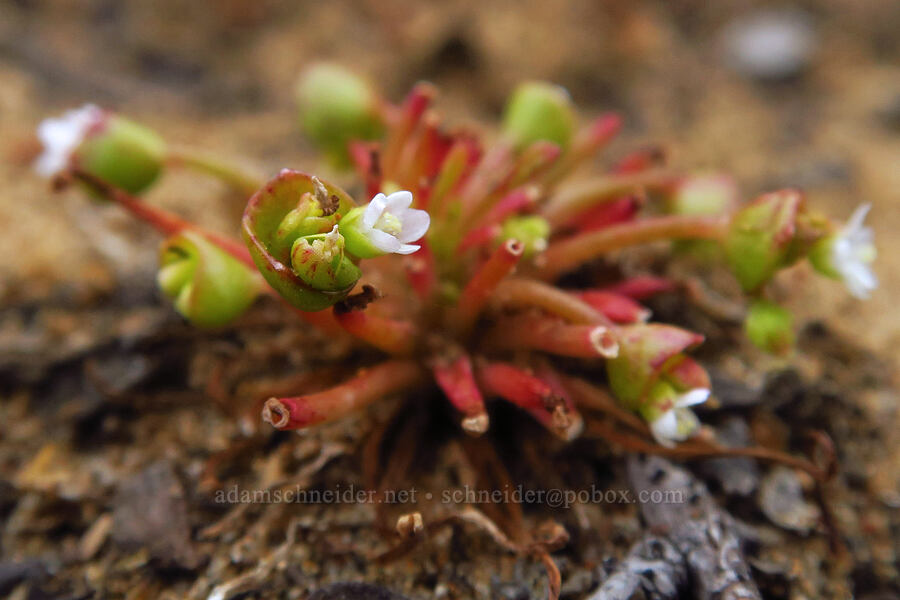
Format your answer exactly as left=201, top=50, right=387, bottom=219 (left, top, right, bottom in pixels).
left=536, top=214, right=728, bottom=281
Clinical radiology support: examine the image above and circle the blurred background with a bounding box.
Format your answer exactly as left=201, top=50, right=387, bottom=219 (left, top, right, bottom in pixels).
left=1, top=0, right=898, bottom=365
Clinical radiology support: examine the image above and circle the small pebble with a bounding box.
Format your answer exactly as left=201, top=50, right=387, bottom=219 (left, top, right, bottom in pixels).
left=758, top=467, right=820, bottom=533
left=722, top=9, right=817, bottom=81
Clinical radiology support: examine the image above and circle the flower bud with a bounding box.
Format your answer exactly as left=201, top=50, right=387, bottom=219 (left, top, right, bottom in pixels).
left=606, top=323, right=706, bottom=410
left=295, top=63, right=385, bottom=167
left=499, top=215, right=550, bottom=257
left=290, top=226, right=361, bottom=292
left=639, top=381, right=709, bottom=447
left=724, top=189, right=803, bottom=292
left=744, top=299, right=795, bottom=355
left=667, top=174, right=738, bottom=217
left=339, top=191, right=430, bottom=259
left=242, top=170, right=361, bottom=311
left=36, top=105, right=166, bottom=194
left=808, top=204, right=877, bottom=300
left=158, top=232, right=262, bottom=328
left=502, top=81, right=576, bottom=150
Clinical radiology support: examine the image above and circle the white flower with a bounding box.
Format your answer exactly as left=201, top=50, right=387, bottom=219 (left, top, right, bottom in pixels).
left=361, top=191, right=430, bottom=255
left=34, top=104, right=105, bottom=178
left=831, top=204, right=877, bottom=299
left=648, top=388, right=709, bottom=447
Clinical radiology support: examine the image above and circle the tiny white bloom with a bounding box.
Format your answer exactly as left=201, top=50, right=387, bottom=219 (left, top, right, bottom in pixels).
left=831, top=203, right=877, bottom=300
left=649, top=388, right=709, bottom=447
left=34, top=104, right=105, bottom=178
left=361, top=191, right=430, bottom=255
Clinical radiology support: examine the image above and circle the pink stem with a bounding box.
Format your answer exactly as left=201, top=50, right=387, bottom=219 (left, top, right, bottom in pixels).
left=483, top=313, right=618, bottom=359
left=570, top=196, right=640, bottom=234
left=382, top=84, right=436, bottom=178
left=429, top=139, right=479, bottom=220
left=542, top=113, right=622, bottom=186
left=453, top=239, right=524, bottom=332
left=457, top=187, right=540, bottom=252
left=541, top=168, right=676, bottom=227
left=601, top=275, right=676, bottom=300
left=334, top=309, right=419, bottom=356
left=432, top=353, right=488, bottom=434
left=262, top=360, right=425, bottom=430
left=573, top=290, right=651, bottom=323
left=536, top=215, right=728, bottom=281
left=484, top=187, right=540, bottom=224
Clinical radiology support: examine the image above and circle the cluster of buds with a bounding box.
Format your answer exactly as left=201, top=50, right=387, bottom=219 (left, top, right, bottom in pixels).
left=37, top=63, right=877, bottom=449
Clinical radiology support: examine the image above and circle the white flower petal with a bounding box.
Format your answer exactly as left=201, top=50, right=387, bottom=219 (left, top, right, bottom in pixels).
left=845, top=203, right=871, bottom=233
left=649, top=410, right=679, bottom=448
left=831, top=203, right=877, bottom=299
left=676, top=388, right=710, bottom=408
left=34, top=104, right=103, bottom=177
left=364, top=227, right=401, bottom=253
left=396, top=208, right=430, bottom=243
left=384, top=190, right=413, bottom=212
left=363, top=193, right=387, bottom=229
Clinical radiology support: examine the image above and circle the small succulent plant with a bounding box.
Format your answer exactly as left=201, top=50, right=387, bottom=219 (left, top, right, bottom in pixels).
left=38, top=65, right=875, bottom=452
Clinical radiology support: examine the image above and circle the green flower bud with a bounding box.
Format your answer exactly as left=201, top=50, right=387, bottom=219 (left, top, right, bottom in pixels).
left=290, top=226, right=361, bottom=292
left=158, top=232, right=263, bottom=328
left=606, top=323, right=706, bottom=411
left=639, top=381, right=709, bottom=447
left=744, top=299, right=795, bottom=355
left=502, top=81, right=576, bottom=150
left=668, top=174, right=738, bottom=217
left=242, top=170, right=361, bottom=311
left=724, top=190, right=803, bottom=292
left=36, top=105, right=166, bottom=194
left=500, top=215, right=550, bottom=257
left=295, top=63, right=385, bottom=167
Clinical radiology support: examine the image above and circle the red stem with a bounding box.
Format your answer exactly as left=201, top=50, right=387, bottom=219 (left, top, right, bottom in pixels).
left=334, top=309, right=419, bottom=356
left=611, top=145, right=666, bottom=174
left=490, top=278, right=607, bottom=325
left=432, top=353, right=488, bottom=434
left=476, top=361, right=577, bottom=438
left=570, top=196, right=640, bottom=234
left=601, top=275, right=676, bottom=300
left=453, top=239, right=524, bottom=332
left=382, top=84, right=436, bottom=178
left=573, top=290, right=651, bottom=323
left=70, top=169, right=254, bottom=268
left=542, top=113, right=622, bottom=187
left=457, top=187, right=539, bottom=252
left=541, top=168, right=676, bottom=227
left=262, top=360, right=426, bottom=430
left=483, top=313, right=618, bottom=359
